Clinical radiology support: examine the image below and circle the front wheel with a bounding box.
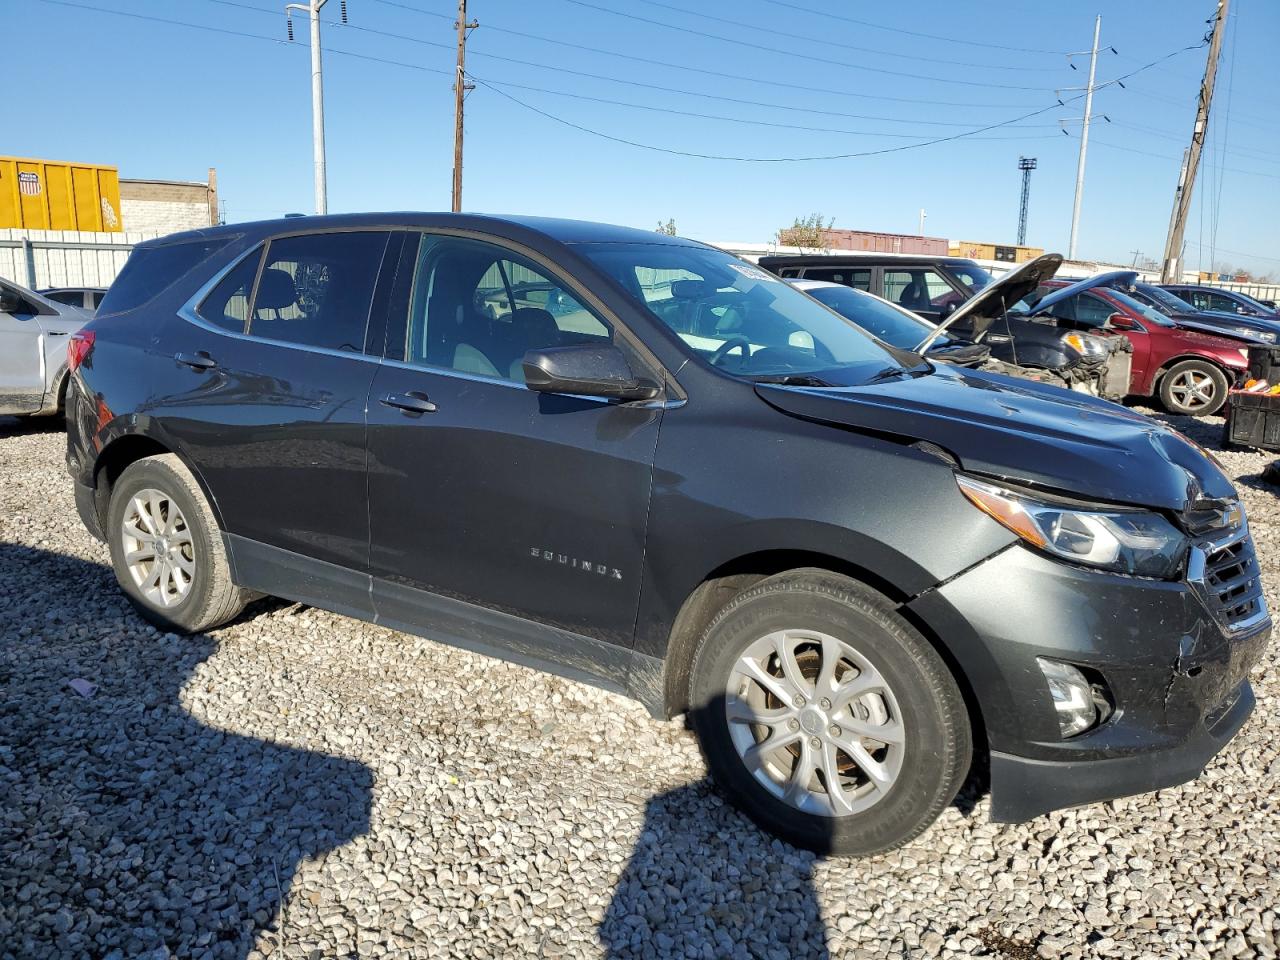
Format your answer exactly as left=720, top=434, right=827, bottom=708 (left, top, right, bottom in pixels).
left=688, top=570, right=971, bottom=856
left=106, top=454, right=249, bottom=633
left=1159, top=359, right=1229, bottom=416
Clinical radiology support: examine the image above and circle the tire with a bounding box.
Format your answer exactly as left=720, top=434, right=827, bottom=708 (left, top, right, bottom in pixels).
left=1159, top=359, right=1229, bottom=417
left=688, top=569, right=971, bottom=857
left=106, top=454, right=248, bottom=633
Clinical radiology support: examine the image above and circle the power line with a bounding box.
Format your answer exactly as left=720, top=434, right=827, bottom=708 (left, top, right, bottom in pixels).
left=469, top=75, right=1072, bottom=162
left=556, top=0, right=1057, bottom=91
left=756, top=0, right=1070, bottom=55
left=615, top=0, right=1064, bottom=73
left=367, top=0, right=1044, bottom=109
left=1063, top=133, right=1280, bottom=182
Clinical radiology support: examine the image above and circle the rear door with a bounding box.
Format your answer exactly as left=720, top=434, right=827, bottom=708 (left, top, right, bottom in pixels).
left=156, top=229, right=398, bottom=591
left=365, top=232, right=663, bottom=649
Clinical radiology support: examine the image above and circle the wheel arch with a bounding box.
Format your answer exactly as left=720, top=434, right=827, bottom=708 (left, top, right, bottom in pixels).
left=1153, top=353, right=1233, bottom=385
left=90, top=431, right=226, bottom=536
left=654, top=551, right=991, bottom=784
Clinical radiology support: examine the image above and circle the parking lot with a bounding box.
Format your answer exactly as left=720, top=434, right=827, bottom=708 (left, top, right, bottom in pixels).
left=1, top=408, right=1276, bottom=960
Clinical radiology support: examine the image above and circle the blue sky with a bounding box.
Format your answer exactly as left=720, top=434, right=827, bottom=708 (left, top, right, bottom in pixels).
left=11, top=0, right=1280, bottom=277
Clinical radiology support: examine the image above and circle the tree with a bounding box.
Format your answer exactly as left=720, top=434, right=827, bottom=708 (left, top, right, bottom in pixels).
left=655, top=218, right=677, bottom=236
left=777, top=213, right=834, bottom=252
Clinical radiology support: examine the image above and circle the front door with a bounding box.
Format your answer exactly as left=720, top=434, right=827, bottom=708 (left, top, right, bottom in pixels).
left=880, top=266, right=965, bottom=324
left=0, top=284, right=49, bottom=414
left=154, top=230, right=396, bottom=586
left=365, top=233, right=664, bottom=652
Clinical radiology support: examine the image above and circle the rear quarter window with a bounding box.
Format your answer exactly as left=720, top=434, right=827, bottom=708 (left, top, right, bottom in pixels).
left=97, top=237, right=232, bottom=316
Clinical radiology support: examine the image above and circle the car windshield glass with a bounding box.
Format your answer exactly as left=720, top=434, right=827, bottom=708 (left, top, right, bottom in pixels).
left=1138, top=284, right=1195, bottom=313
left=803, top=284, right=950, bottom=350
left=947, top=263, right=993, bottom=293
left=1106, top=290, right=1176, bottom=327
left=1230, top=290, right=1275, bottom=313
left=581, top=243, right=912, bottom=384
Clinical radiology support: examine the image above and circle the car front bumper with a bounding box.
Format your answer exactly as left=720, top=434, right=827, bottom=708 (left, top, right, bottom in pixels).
left=907, top=541, right=1270, bottom=823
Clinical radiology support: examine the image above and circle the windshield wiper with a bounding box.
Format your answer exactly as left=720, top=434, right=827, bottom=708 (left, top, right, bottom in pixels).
left=750, top=373, right=833, bottom=387
left=865, top=366, right=909, bottom=384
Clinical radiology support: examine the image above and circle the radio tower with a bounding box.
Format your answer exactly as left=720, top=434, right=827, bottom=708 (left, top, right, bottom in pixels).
left=1017, top=157, right=1037, bottom=246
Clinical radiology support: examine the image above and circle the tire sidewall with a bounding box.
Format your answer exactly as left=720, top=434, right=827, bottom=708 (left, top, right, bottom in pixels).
left=1161, top=361, right=1228, bottom=416
left=106, top=458, right=219, bottom=632
left=689, top=575, right=969, bottom=856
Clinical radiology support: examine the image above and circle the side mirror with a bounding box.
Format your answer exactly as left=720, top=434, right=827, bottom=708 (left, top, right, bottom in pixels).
left=940, top=301, right=958, bottom=318
left=523, top=343, right=660, bottom=402
left=1106, top=312, right=1138, bottom=330
left=0, top=291, right=25, bottom=313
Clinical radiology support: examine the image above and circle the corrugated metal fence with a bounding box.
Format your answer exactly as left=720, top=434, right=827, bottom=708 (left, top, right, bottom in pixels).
left=0, top=228, right=160, bottom=291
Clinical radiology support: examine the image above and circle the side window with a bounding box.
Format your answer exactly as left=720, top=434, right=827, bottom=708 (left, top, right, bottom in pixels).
left=46, top=291, right=81, bottom=307
left=97, top=238, right=229, bottom=317
left=90, top=292, right=105, bottom=309
left=247, top=231, right=390, bottom=352
left=883, top=269, right=958, bottom=311
left=198, top=250, right=262, bottom=333
left=801, top=267, right=871, bottom=291
left=1074, top=293, right=1116, bottom=327
left=1207, top=292, right=1241, bottom=313
left=403, top=236, right=612, bottom=383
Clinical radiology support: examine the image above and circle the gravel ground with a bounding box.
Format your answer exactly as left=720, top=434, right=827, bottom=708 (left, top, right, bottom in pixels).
left=1, top=409, right=1277, bottom=960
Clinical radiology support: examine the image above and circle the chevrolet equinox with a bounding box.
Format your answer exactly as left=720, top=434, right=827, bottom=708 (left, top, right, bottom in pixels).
left=65, top=215, right=1269, bottom=856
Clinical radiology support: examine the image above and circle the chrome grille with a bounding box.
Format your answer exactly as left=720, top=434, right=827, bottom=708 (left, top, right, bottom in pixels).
left=1190, top=524, right=1267, bottom=634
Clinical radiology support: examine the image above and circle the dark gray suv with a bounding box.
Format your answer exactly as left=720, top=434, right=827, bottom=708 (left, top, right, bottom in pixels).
left=65, top=214, right=1269, bottom=855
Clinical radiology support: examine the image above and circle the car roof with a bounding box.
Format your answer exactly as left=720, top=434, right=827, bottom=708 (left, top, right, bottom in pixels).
left=760, top=253, right=982, bottom=267
left=139, top=213, right=707, bottom=251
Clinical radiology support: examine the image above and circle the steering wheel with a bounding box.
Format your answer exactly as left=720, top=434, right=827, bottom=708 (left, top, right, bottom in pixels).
left=708, top=337, right=751, bottom=367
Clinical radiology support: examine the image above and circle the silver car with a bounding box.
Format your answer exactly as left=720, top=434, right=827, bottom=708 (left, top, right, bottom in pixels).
left=0, top=276, right=91, bottom=417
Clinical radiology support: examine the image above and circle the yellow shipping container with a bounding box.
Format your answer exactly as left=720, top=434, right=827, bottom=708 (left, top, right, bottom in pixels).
left=0, top=157, right=123, bottom=232
left=949, top=240, right=1044, bottom=263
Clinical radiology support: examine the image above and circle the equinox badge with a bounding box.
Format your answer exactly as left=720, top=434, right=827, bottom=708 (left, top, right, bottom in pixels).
left=530, top=547, right=623, bottom=581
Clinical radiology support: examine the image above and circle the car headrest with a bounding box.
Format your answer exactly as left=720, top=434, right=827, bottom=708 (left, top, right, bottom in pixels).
left=508, top=307, right=558, bottom=340
left=256, top=267, right=298, bottom=311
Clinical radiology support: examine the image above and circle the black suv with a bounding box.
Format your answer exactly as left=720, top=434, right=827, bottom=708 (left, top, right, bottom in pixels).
left=66, top=215, right=1269, bottom=856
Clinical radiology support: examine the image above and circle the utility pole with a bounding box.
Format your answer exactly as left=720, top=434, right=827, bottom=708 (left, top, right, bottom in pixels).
left=1130, top=248, right=1143, bottom=267
left=1016, top=157, right=1037, bottom=246
left=1067, top=16, right=1100, bottom=260
left=1160, top=0, right=1230, bottom=283
left=917, top=208, right=926, bottom=235
left=285, top=0, right=347, bottom=215
left=452, top=0, right=478, bottom=212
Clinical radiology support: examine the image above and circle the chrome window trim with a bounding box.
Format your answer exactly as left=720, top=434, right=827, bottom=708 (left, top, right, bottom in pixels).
left=177, top=245, right=382, bottom=365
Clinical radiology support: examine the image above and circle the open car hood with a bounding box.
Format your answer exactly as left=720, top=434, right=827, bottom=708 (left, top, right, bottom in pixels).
left=915, top=253, right=1063, bottom=353
left=1030, top=269, right=1139, bottom=315
left=754, top=362, right=1236, bottom=513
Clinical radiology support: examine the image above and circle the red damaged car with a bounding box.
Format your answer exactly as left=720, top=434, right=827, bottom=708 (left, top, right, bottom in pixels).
left=1029, top=279, right=1250, bottom=416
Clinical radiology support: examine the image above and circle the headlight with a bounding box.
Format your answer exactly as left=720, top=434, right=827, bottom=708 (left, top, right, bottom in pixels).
left=956, top=475, right=1189, bottom=578
left=1245, top=329, right=1276, bottom=343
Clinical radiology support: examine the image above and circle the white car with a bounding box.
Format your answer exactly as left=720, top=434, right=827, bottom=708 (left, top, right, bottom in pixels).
left=0, top=276, right=92, bottom=417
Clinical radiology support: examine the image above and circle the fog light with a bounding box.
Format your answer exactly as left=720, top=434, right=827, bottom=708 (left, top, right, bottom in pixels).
left=1036, top=658, right=1099, bottom=738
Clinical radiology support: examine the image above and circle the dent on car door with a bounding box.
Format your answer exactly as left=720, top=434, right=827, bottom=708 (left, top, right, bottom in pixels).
left=365, top=232, right=664, bottom=664
left=158, top=230, right=399, bottom=583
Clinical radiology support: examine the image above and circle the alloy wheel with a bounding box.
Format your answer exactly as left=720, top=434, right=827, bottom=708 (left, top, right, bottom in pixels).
left=725, top=629, right=905, bottom=818
left=1169, top=370, right=1218, bottom=412
left=120, top=488, right=195, bottom=607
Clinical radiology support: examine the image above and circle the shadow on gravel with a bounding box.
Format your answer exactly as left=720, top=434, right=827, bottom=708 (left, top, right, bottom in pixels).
left=599, top=779, right=830, bottom=960
left=0, top=543, right=372, bottom=960
left=0, top=415, right=64, bottom=437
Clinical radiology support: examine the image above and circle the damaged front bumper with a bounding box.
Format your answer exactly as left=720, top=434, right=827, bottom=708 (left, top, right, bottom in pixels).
left=982, top=338, right=1133, bottom=400
left=906, top=539, right=1270, bottom=823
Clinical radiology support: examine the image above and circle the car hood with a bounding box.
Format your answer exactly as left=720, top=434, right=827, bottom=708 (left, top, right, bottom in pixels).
left=1170, top=317, right=1270, bottom=345
left=755, top=362, right=1236, bottom=512
left=916, top=253, right=1064, bottom=351
left=1029, top=269, right=1139, bottom=315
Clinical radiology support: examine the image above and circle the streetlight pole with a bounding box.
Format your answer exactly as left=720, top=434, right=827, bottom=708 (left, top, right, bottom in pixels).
left=286, top=0, right=347, bottom=215
left=1067, top=15, right=1100, bottom=260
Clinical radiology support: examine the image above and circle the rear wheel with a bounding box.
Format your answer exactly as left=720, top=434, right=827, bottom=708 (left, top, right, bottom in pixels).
left=688, top=569, right=971, bottom=856
left=1159, top=359, right=1229, bottom=416
left=106, top=454, right=248, bottom=633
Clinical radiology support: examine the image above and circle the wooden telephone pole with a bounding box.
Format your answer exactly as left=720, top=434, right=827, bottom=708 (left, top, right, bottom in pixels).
left=1160, top=0, right=1230, bottom=283
left=452, top=0, right=478, bottom=212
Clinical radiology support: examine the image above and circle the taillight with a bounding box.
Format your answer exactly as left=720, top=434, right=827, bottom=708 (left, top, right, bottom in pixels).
left=67, top=330, right=95, bottom=372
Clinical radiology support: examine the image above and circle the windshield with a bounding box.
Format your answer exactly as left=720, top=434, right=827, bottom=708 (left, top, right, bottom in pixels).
left=581, top=243, right=911, bottom=384
left=1137, top=283, right=1195, bottom=314
left=1106, top=289, right=1176, bottom=327
left=802, top=284, right=951, bottom=349
left=1230, top=290, right=1276, bottom=313
left=947, top=262, right=993, bottom=293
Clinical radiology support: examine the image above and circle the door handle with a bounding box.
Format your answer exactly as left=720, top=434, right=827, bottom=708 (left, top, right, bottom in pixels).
left=380, top=390, right=437, bottom=415
left=175, top=350, right=217, bottom=370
